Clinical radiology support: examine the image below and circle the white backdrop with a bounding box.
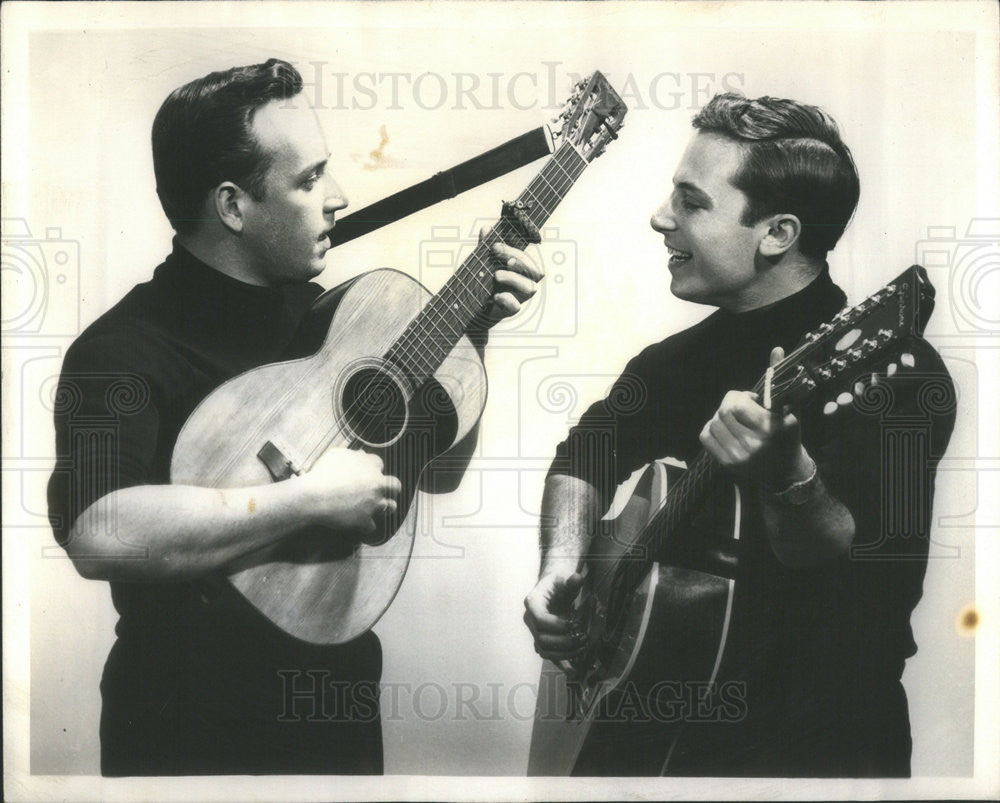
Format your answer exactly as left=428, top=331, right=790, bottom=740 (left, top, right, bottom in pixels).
left=3, top=2, right=998, bottom=800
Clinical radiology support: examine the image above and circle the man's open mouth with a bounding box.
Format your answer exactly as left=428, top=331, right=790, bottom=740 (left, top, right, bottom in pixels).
left=667, top=245, right=692, bottom=264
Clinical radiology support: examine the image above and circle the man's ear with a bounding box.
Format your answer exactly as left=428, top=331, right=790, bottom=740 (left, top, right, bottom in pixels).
left=758, top=213, right=801, bottom=258
left=213, top=182, right=246, bottom=234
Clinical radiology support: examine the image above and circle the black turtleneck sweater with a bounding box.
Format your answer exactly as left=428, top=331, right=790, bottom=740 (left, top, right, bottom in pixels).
left=550, top=267, right=955, bottom=777
left=48, top=243, right=383, bottom=775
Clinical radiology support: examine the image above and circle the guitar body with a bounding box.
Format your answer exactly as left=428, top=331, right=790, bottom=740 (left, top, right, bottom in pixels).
left=528, top=264, right=938, bottom=775
left=528, top=461, right=741, bottom=776
left=171, top=268, right=487, bottom=644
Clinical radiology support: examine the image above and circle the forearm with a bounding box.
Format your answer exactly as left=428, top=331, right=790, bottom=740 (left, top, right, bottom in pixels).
left=757, top=451, right=856, bottom=567
left=539, top=474, right=603, bottom=577
left=64, top=480, right=313, bottom=582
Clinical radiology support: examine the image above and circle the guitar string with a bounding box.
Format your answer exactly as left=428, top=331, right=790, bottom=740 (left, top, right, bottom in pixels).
left=290, top=144, right=589, bottom=474
left=328, top=147, right=587, bottom=464
left=389, top=147, right=586, bottom=375
left=373, top=146, right=582, bottom=375
left=327, top=146, right=585, bottom=453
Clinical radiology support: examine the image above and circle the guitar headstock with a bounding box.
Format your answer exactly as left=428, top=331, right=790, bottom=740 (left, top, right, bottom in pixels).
left=552, top=71, right=628, bottom=162
left=764, top=265, right=936, bottom=410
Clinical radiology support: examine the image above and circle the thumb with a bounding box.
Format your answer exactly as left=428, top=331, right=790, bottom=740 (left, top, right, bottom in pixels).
left=769, top=346, right=785, bottom=368
left=556, top=572, right=584, bottom=598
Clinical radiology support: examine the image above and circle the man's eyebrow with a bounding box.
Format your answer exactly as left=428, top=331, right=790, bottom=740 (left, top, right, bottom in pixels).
left=296, top=155, right=330, bottom=180
left=673, top=179, right=710, bottom=199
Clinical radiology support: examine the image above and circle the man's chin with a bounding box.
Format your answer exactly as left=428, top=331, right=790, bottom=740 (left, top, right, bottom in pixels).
left=669, top=276, right=711, bottom=306
left=305, top=255, right=328, bottom=280
left=669, top=274, right=692, bottom=300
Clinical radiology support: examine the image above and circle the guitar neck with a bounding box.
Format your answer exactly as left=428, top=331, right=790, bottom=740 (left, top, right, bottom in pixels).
left=623, top=368, right=775, bottom=578
left=384, top=142, right=589, bottom=384
left=638, top=450, right=720, bottom=566
left=617, top=266, right=933, bottom=577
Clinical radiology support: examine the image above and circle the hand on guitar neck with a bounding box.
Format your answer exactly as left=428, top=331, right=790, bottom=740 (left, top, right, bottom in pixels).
left=698, top=346, right=856, bottom=567
left=698, top=346, right=815, bottom=490
left=478, top=229, right=545, bottom=328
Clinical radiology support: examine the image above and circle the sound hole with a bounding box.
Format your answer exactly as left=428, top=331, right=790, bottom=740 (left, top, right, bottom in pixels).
left=339, top=367, right=409, bottom=447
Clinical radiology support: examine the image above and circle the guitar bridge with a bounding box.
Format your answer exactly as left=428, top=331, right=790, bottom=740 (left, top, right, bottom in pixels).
left=257, top=440, right=301, bottom=482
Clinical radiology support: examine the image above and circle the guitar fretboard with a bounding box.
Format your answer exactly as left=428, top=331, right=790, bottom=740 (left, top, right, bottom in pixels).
left=610, top=372, right=771, bottom=595
left=384, top=142, right=588, bottom=385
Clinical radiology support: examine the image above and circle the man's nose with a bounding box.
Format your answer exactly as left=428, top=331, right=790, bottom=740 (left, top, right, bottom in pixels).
left=324, top=177, right=349, bottom=214
left=650, top=201, right=676, bottom=234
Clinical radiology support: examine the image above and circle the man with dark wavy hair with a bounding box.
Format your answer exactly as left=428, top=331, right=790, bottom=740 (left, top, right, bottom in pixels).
left=524, top=93, right=954, bottom=776
left=48, top=58, right=541, bottom=776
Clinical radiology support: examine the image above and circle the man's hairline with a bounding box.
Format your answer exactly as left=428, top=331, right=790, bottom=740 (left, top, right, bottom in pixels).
left=246, top=90, right=328, bottom=199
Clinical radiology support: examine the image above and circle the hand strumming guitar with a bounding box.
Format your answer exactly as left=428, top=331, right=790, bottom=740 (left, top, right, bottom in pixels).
left=294, top=448, right=403, bottom=544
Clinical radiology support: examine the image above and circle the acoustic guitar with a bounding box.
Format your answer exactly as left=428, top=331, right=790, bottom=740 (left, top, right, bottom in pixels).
left=171, top=72, right=628, bottom=645
left=528, top=265, right=938, bottom=775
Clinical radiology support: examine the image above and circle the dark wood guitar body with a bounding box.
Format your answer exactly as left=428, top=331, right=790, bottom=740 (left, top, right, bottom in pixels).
left=529, top=462, right=741, bottom=775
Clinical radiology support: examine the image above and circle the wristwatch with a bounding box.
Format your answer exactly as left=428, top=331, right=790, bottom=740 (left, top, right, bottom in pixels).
left=771, top=457, right=819, bottom=506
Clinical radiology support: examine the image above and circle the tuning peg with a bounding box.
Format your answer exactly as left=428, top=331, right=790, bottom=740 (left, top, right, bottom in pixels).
left=854, top=381, right=865, bottom=396
left=837, top=392, right=852, bottom=407
left=823, top=401, right=839, bottom=415
left=887, top=362, right=898, bottom=377
left=901, top=352, right=915, bottom=368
